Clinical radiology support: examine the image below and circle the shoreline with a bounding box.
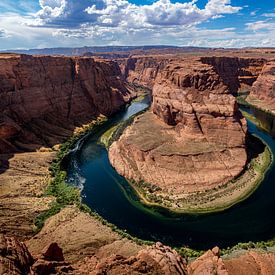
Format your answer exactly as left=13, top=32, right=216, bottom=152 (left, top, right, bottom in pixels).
left=237, top=95, right=275, bottom=137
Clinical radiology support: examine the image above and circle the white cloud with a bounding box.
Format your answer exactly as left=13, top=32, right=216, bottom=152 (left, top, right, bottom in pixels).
left=0, top=29, right=8, bottom=38
left=32, top=0, right=241, bottom=29
left=204, top=0, right=241, bottom=15
left=246, top=20, right=275, bottom=31
left=262, top=13, right=275, bottom=18
left=250, top=11, right=257, bottom=16
left=1, top=0, right=275, bottom=49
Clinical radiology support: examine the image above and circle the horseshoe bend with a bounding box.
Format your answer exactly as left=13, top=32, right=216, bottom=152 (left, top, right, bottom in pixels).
left=109, top=55, right=273, bottom=212
left=0, top=49, right=275, bottom=274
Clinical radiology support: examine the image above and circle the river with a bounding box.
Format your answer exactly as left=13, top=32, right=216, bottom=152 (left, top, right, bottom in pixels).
left=66, top=95, right=275, bottom=250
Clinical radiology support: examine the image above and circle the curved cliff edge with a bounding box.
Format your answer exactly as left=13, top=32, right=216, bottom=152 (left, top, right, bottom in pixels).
left=109, top=56, right=272, bottom=212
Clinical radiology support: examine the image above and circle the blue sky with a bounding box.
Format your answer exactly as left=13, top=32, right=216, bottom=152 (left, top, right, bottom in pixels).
left=0, top=0, right=274, bottom=50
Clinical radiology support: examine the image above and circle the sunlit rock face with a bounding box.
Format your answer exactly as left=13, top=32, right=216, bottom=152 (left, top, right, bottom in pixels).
left=248, top=60, right=275, bottom=109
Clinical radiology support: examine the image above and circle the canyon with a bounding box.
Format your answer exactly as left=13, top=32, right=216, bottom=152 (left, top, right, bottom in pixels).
left=109, top=55, right=274, bottom=211
left=0, top=50, right=274, bottom=274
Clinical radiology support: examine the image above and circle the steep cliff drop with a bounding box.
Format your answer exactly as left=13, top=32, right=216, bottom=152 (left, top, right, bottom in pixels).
left=0, top=54, right=133, bottom=153
left=247, top=60, right=275, bottom=112
left=0, top=53, right=135, bottom=241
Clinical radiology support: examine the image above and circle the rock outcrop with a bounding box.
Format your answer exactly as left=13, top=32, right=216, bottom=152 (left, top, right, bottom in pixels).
left=77, top=242, right=187, bottom=275
left=3, top=234, right=275, bottom=275
left=0, top=234, right=33, bottom=275
left=120, top=56, right=170, bottom=88
left=200, top=57, right=265, bottom=94
left=248, top=61, right=275, bottom=112
left=110, top=58, right=248, bottom=203
left=0, top=54, right=133, bottom=153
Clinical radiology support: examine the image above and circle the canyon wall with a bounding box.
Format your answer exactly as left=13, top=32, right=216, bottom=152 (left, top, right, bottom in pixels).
left=0, top=54, right=132, bottom=153
left=200, top=57, right=265, bottom=94
left=120, top=56, right=171, bottom=88
left=122, top=56, right=266, bottom=94
left=248, top=60, right=275, bottom=110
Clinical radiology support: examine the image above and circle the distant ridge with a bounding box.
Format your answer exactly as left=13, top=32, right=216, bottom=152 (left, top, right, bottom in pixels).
left=0, top=45, right=211, bottom=56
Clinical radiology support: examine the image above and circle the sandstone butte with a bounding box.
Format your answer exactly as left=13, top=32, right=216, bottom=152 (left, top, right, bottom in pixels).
left=0, top=51, right=275, bottom=274
left=109, top=55, right=274, bottom=208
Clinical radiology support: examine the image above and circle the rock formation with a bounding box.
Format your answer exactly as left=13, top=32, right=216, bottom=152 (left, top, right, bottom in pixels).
left=110, top=58, right=248, bottom=202
left=0, top=54, right=133, bottom=153
left=2, top=234, right=275, bottom=275
left=248, top=60, right=275, bottom=112
left=120, top=56, right=171, bottom=88
left=0, top=234, right=33, bottom=275
left=78, top=242, right=187, bottom=275
left=200, top=57, right=265, bottom=94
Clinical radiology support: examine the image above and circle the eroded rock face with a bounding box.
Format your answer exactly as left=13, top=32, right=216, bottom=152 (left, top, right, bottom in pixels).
left=248, top=61, right=275, bottom=111
left=200, top=57, right=266, bottom=94
left=0, top=54, right=132, bottom=153
left=2, top=234, right=275, bottom=275
left=188, top=247, right=228, bottom=275
left=110, top=58, right=248, bottom=198
left=0, top=234, right=33, bottom=275
left=75, top=242, right=187, bottom=275
left=121, top=57, right=170, bottom=88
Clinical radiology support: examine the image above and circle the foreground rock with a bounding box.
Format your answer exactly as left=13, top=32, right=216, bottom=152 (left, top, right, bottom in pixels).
left=0, top=234, right=33, bottom=275
left=26, top=206, right=142, bottom=263
left=110, top=58, right=248, bottom=208
left=2, top=234, right=275, bottom=275
left=75, top=242, right=187, bottom=275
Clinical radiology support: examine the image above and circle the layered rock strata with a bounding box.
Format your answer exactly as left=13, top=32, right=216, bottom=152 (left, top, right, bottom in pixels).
left=0, top=54, right=132, bottom=153
left=110, top=59, right=248, bottom=199
left=248, top=60, right=275, bottom=113
left=120, top=56, right=171, bottom=88
left=200, top=57, right=266, bottom=94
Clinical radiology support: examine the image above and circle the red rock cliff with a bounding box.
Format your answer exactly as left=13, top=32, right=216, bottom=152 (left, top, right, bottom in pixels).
left=248, top=60, right=275, bottom=111
left=0, top=54, right=132, bottom=153
left=200, top=57, right=266, bottom=94
left=120, top=56, right=170, bottom=88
